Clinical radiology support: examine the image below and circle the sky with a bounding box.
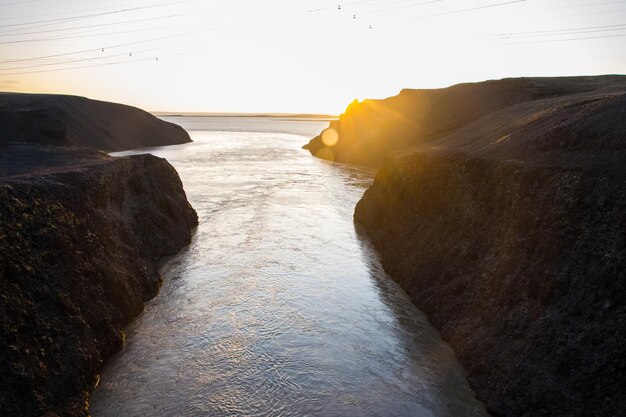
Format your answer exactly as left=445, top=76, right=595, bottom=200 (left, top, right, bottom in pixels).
left=0, top=0, right=625, bottom=114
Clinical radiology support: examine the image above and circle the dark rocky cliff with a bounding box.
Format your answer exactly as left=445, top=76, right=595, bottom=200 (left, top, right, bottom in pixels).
left=352, top=77, right=626, bottom=416
left=0, top=93, right=191, bottom=151
left=0, top=144, right=198, bottom=417
left=304, top=75, right=626, bottom=167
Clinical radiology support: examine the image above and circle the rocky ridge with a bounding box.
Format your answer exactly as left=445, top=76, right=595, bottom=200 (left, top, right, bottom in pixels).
left=304, top=75, right=626, bottom=167
left=0, top=93, right=191, bottom=151
left=0, top=143, right=197, bottom=417
left=323, top=76, right=626, bottom=416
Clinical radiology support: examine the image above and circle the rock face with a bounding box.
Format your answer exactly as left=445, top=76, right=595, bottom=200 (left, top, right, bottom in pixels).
left=304, top=75, right=626, bottom=167
left=0, top=144, right=198, bottom=417
left=0, top=93, right=191, bottom=151
left=350, top=76, right=626, bottom=416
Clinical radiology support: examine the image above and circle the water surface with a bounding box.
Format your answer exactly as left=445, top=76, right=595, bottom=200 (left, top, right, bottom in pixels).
left=90, top=116, right=487, bottom=417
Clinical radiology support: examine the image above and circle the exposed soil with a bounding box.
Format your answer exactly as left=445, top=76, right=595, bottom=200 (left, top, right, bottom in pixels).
left=346, top=76, right=626, bottom=416
left=0, top=144, right=198, bottom=417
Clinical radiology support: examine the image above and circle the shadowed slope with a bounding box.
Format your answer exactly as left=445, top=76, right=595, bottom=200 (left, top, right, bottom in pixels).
left=0, top=144, right=198, bottom=417
left=352, top=78, right=626, bottom=416
left=0, top=93, right=191, bottom=151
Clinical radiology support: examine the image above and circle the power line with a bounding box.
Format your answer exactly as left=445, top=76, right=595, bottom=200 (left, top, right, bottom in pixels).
left=0, top=40, right=196, bottom=72
left=404, top=0, right=528, bottom=20
left=358, top=0, right=444, bottom=16
left=491, top=23, right=626, bottom=39
left=0, top=0, right=166, bottom=24
left=0, top=0, right=43, bottom=6
left=0, top=23, right=196, bottom=45
left=1, top=0, right=624, bottom=78
left=502, top=32, right=626, bottom=44
left=0, top=1, right=347, bottom=71
left=0, top=50, right=156, bottom=72
left=0, top=14, right=183, bottom=38
left=0, top=0, right=382, bottom=66
left=0, top=53, right=183, bottom=76
left=541, top=7, right=626, bottom=20
left=520, top=0, right=626, bottom=13
left=0, top=0, right=197, bottom=29
left=0, top=0, right=306, bottom=28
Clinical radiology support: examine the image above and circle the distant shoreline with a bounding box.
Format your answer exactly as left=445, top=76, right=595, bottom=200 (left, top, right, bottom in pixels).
left=153, top=112, right=338, bottom=121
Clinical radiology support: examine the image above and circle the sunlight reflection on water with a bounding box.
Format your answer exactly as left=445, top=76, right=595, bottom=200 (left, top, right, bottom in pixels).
left=89, top=117, right=488, bottom=417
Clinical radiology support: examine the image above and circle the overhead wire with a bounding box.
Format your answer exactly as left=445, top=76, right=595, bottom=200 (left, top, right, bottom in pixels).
left=357, top=0, right=444, bottom=16
left=0, top=0, right=175, bottom=25
left=0, top=14, right=184, bottom=40
left=0, top=3, right=199, bottom=35
left=0, top=0, right=42, bottom=6
left=491, top=22, right=626, bottom=40
left=0, top=52, right=186, bottom=76
left=502, top=32, right=626, bottom=44
left=0, top=0, right=376, bottom=66
left=0, top=0, right=351, bottom=72
left=519, top=0, right=626, bottom=13
left=0, top=49, right=162, bottom=72
left=0, top=23, right=198, bottom=45
left=1, top=0, right=624, bottom=76
left=403, top=0, right=528, bottom=20
left=0, top=0, right=199, bottom=30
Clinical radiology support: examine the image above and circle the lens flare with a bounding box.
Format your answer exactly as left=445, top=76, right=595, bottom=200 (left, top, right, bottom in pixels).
left=321, top=128, right=339, bottom=147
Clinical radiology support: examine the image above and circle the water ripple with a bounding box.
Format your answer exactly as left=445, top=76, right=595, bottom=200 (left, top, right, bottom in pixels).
left=90, top=117, right=488, bottom=417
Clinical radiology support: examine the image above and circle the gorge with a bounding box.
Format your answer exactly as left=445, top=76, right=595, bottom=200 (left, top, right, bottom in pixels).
left=0, top=96, right=198, bottom=416
left=2, top=75, right=625, bottom=417
left=307, top=75, right=626, bottom=417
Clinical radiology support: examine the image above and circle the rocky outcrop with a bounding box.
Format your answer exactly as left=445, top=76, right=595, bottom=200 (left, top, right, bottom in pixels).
left=0, top=144, right=198, bottom=417
left=0, top=93, right=191, bottom=151
left=350, top=77, right=626, bottom=416
left=304, top=75, right=626, bottom=167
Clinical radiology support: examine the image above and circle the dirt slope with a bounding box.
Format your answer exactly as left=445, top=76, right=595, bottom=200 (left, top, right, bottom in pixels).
left=0, top=93, right=191, bottom=151
left=350, top=76, right=626, bottom=416
left=0, top=144, right=198, bottom=417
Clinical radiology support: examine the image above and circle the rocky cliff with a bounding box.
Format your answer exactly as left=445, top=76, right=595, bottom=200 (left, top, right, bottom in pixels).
left=304, top=75, right=626, bottom=167
left=351, top=77, right=626, bottom=416
left=0, top=144, right=198, bottom=417
left=0, top=93, right=191, bottom=151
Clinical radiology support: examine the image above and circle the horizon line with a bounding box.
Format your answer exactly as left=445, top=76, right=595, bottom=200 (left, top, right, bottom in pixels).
left=151, top=111, right=339, bottom=119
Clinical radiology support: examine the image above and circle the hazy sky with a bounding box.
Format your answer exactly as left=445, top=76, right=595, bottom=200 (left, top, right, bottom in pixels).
left=1, top=0, right=625, bottom=113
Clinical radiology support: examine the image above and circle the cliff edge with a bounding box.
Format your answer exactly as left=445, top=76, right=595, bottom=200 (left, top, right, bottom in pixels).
left=0, top=144, right=198, bottom=417
left=352, top=76, right=626, bottom=416
left=304, top=75, right=626, bottom=167
left=0, top=93, right=191, bottom=151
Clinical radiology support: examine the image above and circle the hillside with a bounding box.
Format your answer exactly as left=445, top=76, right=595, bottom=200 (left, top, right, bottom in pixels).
left=304, top=75, right=626, bottom=167
left=0, top=144, right=197, bottom=416
left=0, top=93, right=191, bottom=151
left=345, top=75, right=626, bottom=416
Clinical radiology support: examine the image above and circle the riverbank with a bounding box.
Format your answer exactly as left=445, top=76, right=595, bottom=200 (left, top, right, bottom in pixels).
left=0, top=143, right=197, bottom=417
left=309, top=75, right=626, bottom=416
left=0, top=93, right=198, bottom=416
left=88, top=117, right=489, bottom=417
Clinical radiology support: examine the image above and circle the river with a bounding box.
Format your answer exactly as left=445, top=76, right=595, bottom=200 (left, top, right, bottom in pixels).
left=89, top=116, right=487, bottom=417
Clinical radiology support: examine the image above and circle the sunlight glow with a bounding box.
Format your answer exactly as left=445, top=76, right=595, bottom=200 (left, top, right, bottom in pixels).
left=0, top=0, right=624, bottom=113
left=321, top=128, right=339, bottom=147
left=315, top=147, right=335, bottom=161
